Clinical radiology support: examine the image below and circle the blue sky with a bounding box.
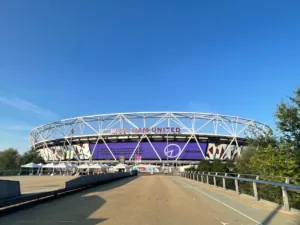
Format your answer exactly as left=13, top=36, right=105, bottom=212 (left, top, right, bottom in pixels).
left=0, top=1, right=299, bottom=152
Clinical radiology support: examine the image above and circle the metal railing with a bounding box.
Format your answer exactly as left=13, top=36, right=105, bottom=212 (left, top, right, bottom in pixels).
left=181, top=171, right=300, bottom=211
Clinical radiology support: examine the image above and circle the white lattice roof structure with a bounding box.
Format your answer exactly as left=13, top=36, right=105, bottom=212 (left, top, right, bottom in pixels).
left=29, top=112, right=270, bottom=163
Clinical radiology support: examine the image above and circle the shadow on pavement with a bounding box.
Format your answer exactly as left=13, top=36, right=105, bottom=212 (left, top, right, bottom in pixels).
left=0, top=175, right=139, bottom=225
left=260, top=204, right=300, bottom=225
left=260, top=205, right=281, bottom=225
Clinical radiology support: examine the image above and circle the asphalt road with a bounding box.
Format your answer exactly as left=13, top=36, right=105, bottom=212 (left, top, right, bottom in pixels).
left=0, top=175, right=299, bottom=225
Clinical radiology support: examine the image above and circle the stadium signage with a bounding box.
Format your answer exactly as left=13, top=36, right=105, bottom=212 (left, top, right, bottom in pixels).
left=110, top=127, right=181, bottom=134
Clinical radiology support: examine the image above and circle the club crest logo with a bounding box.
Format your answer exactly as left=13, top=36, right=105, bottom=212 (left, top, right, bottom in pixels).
left=164, top=144, right=181, bottom=158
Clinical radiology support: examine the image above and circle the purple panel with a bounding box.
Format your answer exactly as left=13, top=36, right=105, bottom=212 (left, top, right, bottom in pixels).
left=90, top=142, right=207, bottom=160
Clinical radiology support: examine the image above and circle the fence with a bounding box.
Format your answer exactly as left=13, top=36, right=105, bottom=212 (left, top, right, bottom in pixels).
left=181, top=171, right=300, bottom=211
left=0, top=170, right=20, bottom=176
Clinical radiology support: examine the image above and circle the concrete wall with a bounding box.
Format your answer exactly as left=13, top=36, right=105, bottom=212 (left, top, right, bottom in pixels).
left=0, top=180, right=21, bottom=200
left=65, top=172, right=133, bottom=189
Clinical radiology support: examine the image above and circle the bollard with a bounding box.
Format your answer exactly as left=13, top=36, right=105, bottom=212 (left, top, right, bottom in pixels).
left=193, top=172, right=195, bottom=180
left=235, top=174, right=240, bottom=194
left=197, top=172, right=199, bottom=181
left=201, top=172, right=204, bottom=183
left=253, top=175, right=259, bottom=200
left=213, top=173, right=217, bottom=186
left=207, top=172, right=210, bottom=185
left=223, top=173, right=227, bottom=189
left=282, top=177, right=290, bottom=210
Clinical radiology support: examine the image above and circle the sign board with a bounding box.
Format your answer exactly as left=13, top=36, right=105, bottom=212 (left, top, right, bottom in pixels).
left=135, top=155, right=142, bottom=163
left=91, top=142, right=208, bottom=160
left=110, top=127, right=181, bottom=134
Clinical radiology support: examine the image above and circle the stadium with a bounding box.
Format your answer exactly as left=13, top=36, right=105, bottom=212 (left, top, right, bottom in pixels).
left=29, top=112, right=270, bottom=165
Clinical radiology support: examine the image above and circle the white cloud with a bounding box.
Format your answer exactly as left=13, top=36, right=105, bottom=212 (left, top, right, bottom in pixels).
left=0, top=96, right=58, bottom=119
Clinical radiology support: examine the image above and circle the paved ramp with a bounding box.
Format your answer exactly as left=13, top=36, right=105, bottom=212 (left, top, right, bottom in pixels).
left=0, top=175, right=298, bottom=225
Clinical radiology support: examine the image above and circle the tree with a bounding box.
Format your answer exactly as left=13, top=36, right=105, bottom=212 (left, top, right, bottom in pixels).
left=248, top=131, right=278, bottom=149
left=235, top=146, right=256, bottom=174
left=249, top=144, right=299, bottom=178
left=0, top=148, right=21, bottom=170
left=20, top=149, right=45, bottom=165
left=197, top=160, right=211, bottom=172
left=248, top=143, right=300, bottom=205
left=225, top=160, right=236, bottom=173
left=210, top=159, right=226, bottom=172
left=276, top=87, right=300, bottom=152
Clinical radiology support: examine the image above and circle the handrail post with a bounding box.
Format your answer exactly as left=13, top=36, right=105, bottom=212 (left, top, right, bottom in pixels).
left=253, top=175, right=259, bottom=201
left=282, top=177, right=290, bottom=211
left=235, top=174, right=240, bottom=194
left=207, top=172, right=210, bottom=185
left=201, top=172, right=204, bottom=183
left=223, top=173, right=227, bottom=189
left=213, top=173, right=217, bottom=186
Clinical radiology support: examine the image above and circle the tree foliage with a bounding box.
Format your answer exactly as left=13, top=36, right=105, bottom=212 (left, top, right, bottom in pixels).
left=0, top=148, right=44, bottom=170
left=235, top=146, right=256, bottom=174
left=20, top=149, right=45, bottom=165
left=249, top=144, right=299, bottom=178
left=276, top=87, right=300, bottom=152
left=0, top=148, right=21, bottom=170
left=197, top=160, right=211, bottom=171
left=210, top=159, right=226, bottom=172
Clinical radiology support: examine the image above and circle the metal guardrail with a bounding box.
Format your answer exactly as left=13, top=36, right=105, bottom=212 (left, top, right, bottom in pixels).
left=190, top=171, right=300, bottom=182
left=181, top=171, right=300, bottom=211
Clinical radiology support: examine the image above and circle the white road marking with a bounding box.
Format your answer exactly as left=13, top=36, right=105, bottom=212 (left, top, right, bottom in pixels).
left=220, top=222, right=229, bottom=225
left=174, top=178, right=261, bottom=225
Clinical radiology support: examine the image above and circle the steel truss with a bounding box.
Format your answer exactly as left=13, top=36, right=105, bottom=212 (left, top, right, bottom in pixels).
left=29, top=112, right=270, bottom=162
